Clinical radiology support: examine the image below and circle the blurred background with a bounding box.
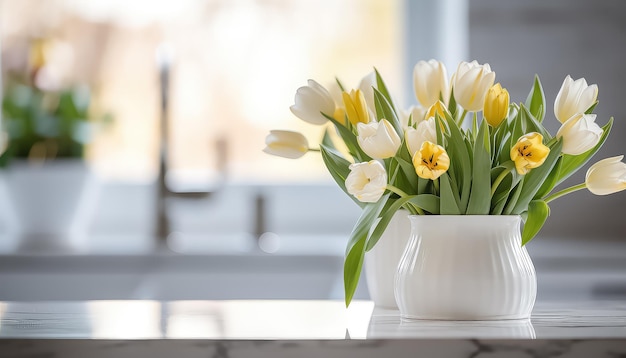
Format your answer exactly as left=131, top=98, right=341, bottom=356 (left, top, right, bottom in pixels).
left=0, top=0, right=624, bottom=302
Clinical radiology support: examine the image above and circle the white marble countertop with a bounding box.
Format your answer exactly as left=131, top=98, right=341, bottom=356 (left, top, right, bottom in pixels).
left=0, top=299, right=625, bottom=357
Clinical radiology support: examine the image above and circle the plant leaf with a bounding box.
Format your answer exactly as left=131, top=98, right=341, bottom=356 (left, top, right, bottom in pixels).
left=520, top=103, right=551, bottom=140
left=409, top=194, right=440, bottom=214
left=439, top=173, right=461, bottom=214
left=344, top=194, right=389, bottom=307
left=320, top=144, right=363, bottom=209
left=374, top=68, right=397, bottom=113
left=466, top=119, right=491, bottom=214
left=373, top=88, right=403, bottom=140
left=525, top=75, right=546, bottom=122
left=521, top=200, right=550, bottom=245
left=323, top=113, right=370, bottom=162
left=366, top=198, right=408, bottom=251
left=443, top=112, right=472, bottom=211
left=534, top=156, right=562, bottom=199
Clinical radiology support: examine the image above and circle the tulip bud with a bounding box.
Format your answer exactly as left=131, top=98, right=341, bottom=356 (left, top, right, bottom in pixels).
left=425, top=100, right=448, bottom=120
left=263, top=130, right=309, bottom=159
left=556, top=113, right=603, bottom=155
left=290, top=80, right=336, bottom=125
left=483, top=83, right=509, bottom=127
left=412, top=141, right=450, bottom=180
left=345, top=160, right=388, bottom=203
left=356, top=119, right=401, bottom=159
left=413, top=59, right=449, bottom=108
left=554, top=75, right=598, bottom=124
left=400, top=105, right=427, bottom=128
left=585, top=155, right=626, bottom=195
left=510, top=132, right=550, bottom=175
left=406, top=117, right=437, bottom=157
left=452, top=61, right=496, bottom=112
left=343, top=89, right=370, bottom=125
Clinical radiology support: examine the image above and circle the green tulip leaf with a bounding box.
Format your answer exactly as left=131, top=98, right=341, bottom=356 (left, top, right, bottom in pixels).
left=374, top=68, right=397, bottom=114
left=466, top=119, right=492, bottom=214
left=525, top=74, right=546, bottom=122
left=522, top=200, right=550, bottom=246
left=439, top=173, right=461, bottom=215
left=373, top=88, right=403, bottom=140
left=344, top=194, right=389, bottom=307
left=323, top=113, right=371, bottom=162
left=320, top=144, right=364, bottom=209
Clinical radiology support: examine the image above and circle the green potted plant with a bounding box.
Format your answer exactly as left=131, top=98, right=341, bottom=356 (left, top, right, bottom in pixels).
left=1, top=80, right=107, bottom=251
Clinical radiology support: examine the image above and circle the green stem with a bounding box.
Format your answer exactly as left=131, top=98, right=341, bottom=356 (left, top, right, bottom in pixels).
left=543, top=183, right=587, bottom=204
left=490, top=162, right=515, bottom=196
left=386, top=184, right=409, bottom=198
left=308, top=148, right=321, bottom=152
left=433, top=178, right=440, bottom=195
left=386, top=184, right=424, bottom=215
left=457, top=109, right=468, bottom=128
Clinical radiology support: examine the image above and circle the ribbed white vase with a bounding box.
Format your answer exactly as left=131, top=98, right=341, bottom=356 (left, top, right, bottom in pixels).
left=395, top=215, right=536, bottom=320
left=364, top=210, right=411, bottom=308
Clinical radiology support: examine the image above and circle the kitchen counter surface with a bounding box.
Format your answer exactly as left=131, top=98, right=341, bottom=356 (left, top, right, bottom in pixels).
left=0, top=299, right=625, bottom=357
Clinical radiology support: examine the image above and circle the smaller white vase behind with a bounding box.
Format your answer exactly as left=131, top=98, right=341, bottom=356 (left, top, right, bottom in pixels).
left=395, top=215, right=536, bottom=320
left=364, top=210, right=411, bottom=308
left=4, top=160, right=99, bottom=252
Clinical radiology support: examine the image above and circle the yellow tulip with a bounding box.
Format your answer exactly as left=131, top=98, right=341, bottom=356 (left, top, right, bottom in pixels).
left=510, top=133, right=550, bottom=175
left=412, top=141, right=450, bottom=180
left=425, top=100, right=447, bottom=120
left=483, top=83, right=509, bottom=127
left=333, top=107, right=347, bottom=126
left=342, top=89, right=370, bottom=125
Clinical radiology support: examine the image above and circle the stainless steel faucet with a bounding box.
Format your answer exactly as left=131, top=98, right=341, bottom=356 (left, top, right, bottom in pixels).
left=155, top=44, right=226, bottom=249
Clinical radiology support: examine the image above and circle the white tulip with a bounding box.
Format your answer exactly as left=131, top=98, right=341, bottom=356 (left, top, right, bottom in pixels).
left=405, top=117, right=437, bottom=157
left=263, top=130, right=309, bottom=159
left=554, top=75, right=598, bottom=124
left=585, top=156, right=626, bottom=195
left=357, top=119, right=401, bottom=159
left=556, top=113, right=603, bottom=155
left=400, top=105, right=427, bottom=128
left=345, top=160, right=388, bottom=203
left=413, top=59, right=449, bottom=108
left=289, top=80, right=336, bottom=125
left=452, top=61, right=496, bottom=112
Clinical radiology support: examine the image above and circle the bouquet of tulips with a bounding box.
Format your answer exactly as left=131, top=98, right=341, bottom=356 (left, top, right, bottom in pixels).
left=264, top=60, right=624, bottom=306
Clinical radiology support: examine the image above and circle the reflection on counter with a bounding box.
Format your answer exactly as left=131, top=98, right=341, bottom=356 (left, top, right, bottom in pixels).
left=3, top=300, right=626, bottom=340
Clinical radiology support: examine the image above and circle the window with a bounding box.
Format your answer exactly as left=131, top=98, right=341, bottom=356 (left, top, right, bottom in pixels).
left=1, top=0, right=404, bottom=185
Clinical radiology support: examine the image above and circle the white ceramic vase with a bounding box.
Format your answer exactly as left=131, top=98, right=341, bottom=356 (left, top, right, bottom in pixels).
left=395, top=215, right=536, bottom=320
left=364, top=210, right=411, bottom=308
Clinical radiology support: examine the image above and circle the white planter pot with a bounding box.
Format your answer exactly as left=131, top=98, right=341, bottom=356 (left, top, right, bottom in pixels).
left=395, top=215, right=536, bottom=320
left=364, top=210, right=411, bottom=308
left=4, top=160, right=98, bottom=252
